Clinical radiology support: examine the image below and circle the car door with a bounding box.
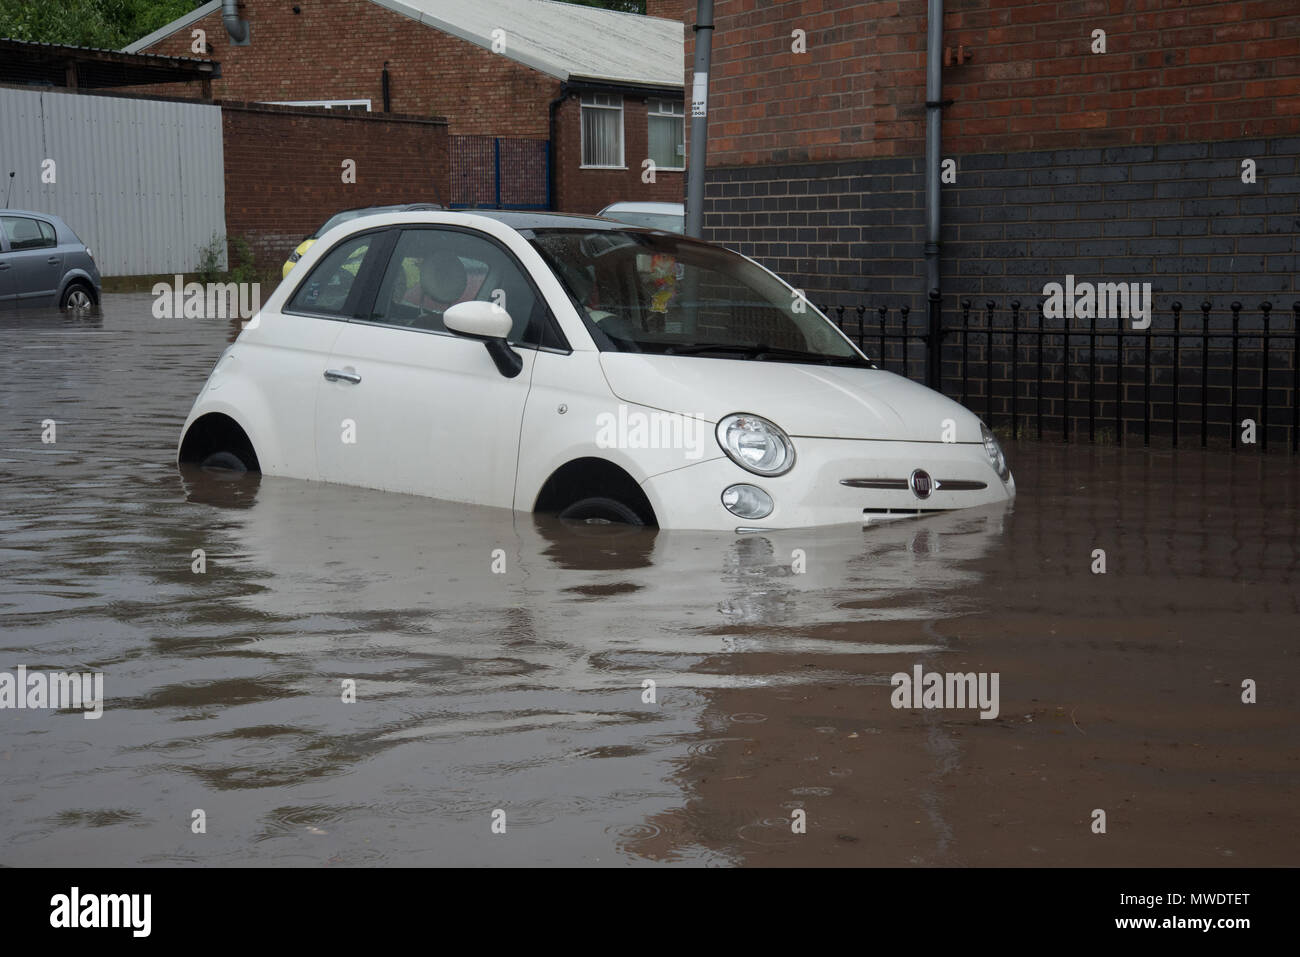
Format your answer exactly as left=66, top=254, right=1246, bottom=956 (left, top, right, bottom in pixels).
left=315, top=225, right=547, bottom=507
left=0, top=216, right=63, bottom=306
left=260, top=227, right=387, bottom=480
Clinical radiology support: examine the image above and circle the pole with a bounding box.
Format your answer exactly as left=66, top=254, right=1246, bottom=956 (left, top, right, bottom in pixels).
left=924, top=0, right=944, bottom=388
left=685, top=0, right=714, bottom=238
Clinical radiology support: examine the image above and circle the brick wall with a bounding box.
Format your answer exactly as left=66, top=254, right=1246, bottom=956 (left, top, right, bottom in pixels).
left=221, top=102, right=449, bottom=268
left=646, top=0, right=683, bottom=20
left=704, top=137, right=1299, bottom=305
left=136, top=0, right=685, bottom=213
left=138, top=0, right=558, bottom=137
left=681, top=0, right=1300, bottom=449
left=553, top=93, right=685, bottom=213
left=686, top=0, right=1300, bottom=166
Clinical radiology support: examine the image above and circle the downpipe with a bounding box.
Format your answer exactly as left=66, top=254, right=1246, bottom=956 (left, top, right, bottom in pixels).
left=924, top=0, right=945, bottom=387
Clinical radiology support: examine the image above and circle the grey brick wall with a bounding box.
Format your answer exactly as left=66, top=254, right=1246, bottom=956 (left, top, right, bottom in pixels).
left=701, top=136, right=1300, bottom=309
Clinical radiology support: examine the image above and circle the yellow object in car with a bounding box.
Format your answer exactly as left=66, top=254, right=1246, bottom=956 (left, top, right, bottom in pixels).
left=282, top=238, right=316, bottom=279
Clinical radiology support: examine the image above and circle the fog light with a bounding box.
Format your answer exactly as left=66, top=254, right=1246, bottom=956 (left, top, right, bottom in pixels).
left=722, top=484, right=773, bottom=520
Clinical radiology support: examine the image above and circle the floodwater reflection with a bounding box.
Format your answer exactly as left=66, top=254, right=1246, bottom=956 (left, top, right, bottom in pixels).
left=0, top=296, right=1295, bottom=866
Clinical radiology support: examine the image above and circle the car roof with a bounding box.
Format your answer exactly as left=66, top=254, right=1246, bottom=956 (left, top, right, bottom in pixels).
left=0, top=208, right=62, bottom=221
left=468, top=209, right=630, bottom=232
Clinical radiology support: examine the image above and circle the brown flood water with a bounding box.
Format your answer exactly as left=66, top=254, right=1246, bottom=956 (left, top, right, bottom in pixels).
left=0, top=294, right=1296, bottom=866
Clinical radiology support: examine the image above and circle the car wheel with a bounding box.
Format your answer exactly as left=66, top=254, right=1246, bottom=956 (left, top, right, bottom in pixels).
left=557, top=496, right=646, bottom=526
left=199, top=450, right=249, bottom=472
left=60, top=283, right=94, bottom=313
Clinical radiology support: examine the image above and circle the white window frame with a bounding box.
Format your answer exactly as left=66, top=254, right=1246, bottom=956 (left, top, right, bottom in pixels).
left=580, top=93, right=625, bottom=169
left=262, top=99, right=373, bottom=112
left=647, top=98, right=685, bottom=171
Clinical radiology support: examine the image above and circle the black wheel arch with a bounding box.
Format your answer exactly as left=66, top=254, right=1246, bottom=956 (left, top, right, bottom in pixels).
left=533, top=457, right=656, bottom=526
left=178, top=413, right=261, bottom=472
left=59, top=275, right=99, bottom=306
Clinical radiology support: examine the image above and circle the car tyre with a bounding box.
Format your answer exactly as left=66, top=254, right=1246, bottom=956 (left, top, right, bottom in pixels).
left=557, top=496, right=646, bottom=526
left=199, top=450, right=249, bottom=473
left=60, top=282, right=94, bottom=313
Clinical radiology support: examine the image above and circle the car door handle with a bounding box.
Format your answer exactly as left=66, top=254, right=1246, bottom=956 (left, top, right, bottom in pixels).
left=47, top=257, right=60, bottom=265
left=0, top=262, right=9, bottom=270
left=323, top=368, right=362, bottom=384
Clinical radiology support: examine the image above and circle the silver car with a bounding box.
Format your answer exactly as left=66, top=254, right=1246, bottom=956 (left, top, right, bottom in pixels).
left=596, top=201, right=685, bottom=233
left=0, top=209, right=102, bottom=311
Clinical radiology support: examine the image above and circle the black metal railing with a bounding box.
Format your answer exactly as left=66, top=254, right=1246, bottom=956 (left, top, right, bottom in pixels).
left=822, top=298, right=1300, bottom=452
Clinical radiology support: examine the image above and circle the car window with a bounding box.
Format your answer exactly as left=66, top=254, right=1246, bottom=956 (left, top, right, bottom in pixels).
left=366, top=227, right=552, bottom=347
left=1, top=216, right=56, bottom=251
left=38, top=220, right=58, bottom=245
left=530, top=229, right=866, bottom=365
left=286, top=232, right=376, bottom=317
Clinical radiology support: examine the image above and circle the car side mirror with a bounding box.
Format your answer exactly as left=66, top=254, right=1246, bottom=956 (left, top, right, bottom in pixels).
left=443, top=300, right=523, bottom=378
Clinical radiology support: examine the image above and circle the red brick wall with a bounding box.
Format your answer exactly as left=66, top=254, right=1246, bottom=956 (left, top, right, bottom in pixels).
left=646, top=0, right=682, bottom=20
left=109, top=79, right=208, bottom=100
left=137, top=0, right=558, bottom=137
left=553, top=93, right=685, bottom=213
left=221, top=102, right=449, bottom=268
left=686, top=0, right=1300, bottom=167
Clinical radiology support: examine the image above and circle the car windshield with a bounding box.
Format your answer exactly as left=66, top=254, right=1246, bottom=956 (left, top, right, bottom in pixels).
left=528, top=229, right=868, bottom=366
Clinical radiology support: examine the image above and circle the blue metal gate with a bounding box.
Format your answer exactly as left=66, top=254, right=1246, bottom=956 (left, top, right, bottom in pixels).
left=450, top=136, right=550, bottom=210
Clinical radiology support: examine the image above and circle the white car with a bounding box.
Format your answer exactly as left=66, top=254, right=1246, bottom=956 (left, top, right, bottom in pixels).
left=178, top=210, right=1014, bottom=530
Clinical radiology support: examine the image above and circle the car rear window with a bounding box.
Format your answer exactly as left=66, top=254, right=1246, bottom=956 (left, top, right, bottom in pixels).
left=286, top=232, right=377, bottom=317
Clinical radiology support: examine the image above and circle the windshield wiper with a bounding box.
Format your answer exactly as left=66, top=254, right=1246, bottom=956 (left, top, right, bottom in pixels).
left=655, top=342, right=868, bottom=365
left=660, top=343, right=756, bottom=356
left=750, top=345, right=869, bottom=366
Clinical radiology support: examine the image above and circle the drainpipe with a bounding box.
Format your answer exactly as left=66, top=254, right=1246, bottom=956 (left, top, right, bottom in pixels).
left=684, top=0, right=714, bottom=238
left=223, top=0, right=250, bottom=46
left=923, top=0, right=944, bottom=387
left=547, top=82, right=571, bottom=211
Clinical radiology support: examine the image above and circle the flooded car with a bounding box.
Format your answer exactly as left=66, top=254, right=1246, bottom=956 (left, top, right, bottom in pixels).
left=178, top=211, right=1014, bottom=530
left=0, top=209, right=101, bottom=312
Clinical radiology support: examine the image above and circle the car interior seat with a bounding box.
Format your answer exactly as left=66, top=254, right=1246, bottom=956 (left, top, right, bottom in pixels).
left=409, top=248, right=468, bottom=332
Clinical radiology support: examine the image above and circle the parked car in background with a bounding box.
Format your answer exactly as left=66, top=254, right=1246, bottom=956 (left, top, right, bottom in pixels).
left=597, top=201, right=684, bottom=233
left=282, top=203, right=443, bottom=278
left=181, top=210, right=1013, bottom=531
left=0, top=210, right=101, bottom=311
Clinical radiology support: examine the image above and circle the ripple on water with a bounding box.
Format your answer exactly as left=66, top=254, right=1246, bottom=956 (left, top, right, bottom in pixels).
left=686, top=737, right=752, bottom=757
left=605, top=822, right=662, bottom=846
left=736, top=817, right=799, bottom=847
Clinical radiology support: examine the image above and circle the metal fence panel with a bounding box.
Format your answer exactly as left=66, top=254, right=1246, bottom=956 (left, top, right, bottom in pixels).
left=826, top=297, right=1300, bottom=453
left=449, top=135, right=549, bottom=210
left=0, top=86, right=226, bottom=276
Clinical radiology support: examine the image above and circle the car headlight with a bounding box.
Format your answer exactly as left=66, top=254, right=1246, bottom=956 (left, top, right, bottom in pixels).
left=716, top=413, right=795, bottom=476
left=980, top=422, right=1010, bottom=481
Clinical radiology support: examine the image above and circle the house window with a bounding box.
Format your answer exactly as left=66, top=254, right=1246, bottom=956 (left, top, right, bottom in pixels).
left=580, top=93, right=624, bottom=168
left=262, top=99, right=372, bottom=112
left=647, top=99, right=685, bottom=171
